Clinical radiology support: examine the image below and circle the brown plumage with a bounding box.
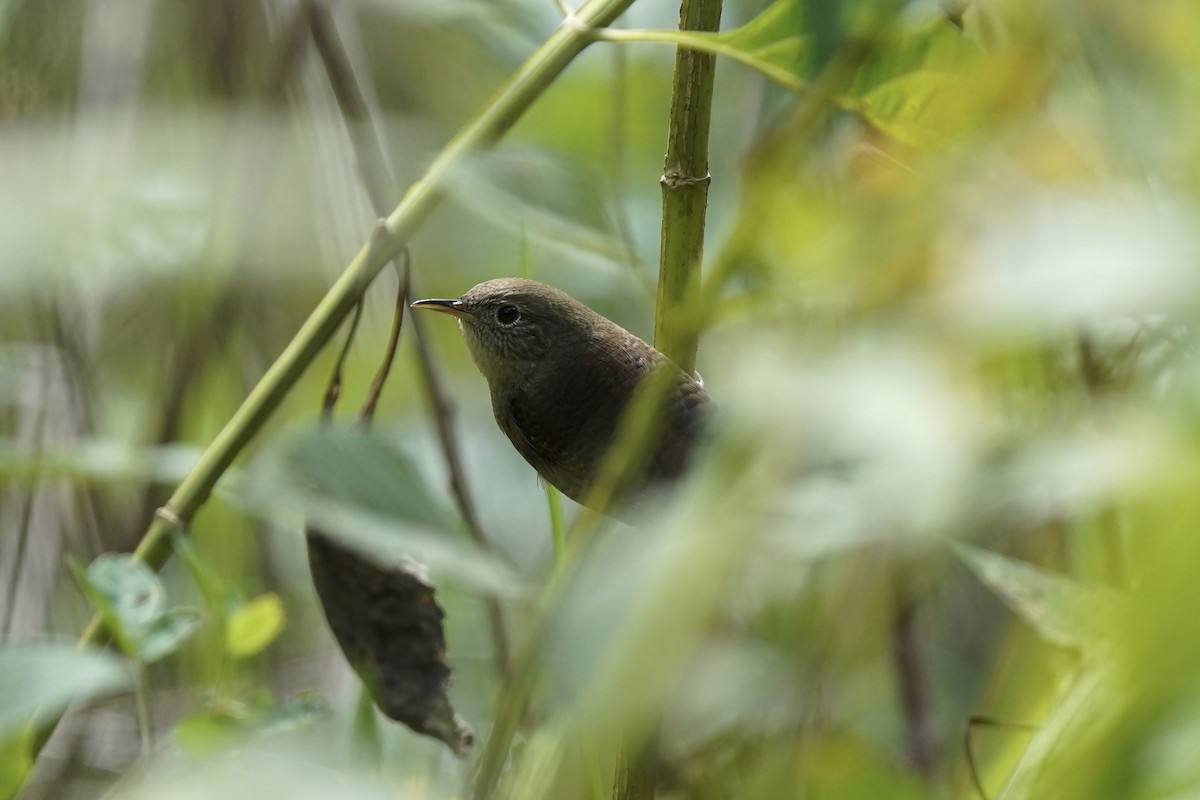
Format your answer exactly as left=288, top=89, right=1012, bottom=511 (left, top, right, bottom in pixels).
left=413, top=278, right=711, bottom=514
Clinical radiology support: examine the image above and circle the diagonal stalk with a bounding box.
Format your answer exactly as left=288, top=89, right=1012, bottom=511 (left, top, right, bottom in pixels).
left=28, top=0, right=638, bottom=773
left=76, top=0, right=636, bottom=644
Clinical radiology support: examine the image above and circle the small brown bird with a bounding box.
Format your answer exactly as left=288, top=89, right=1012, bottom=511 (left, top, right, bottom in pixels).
left=412, top=278, right=711, bottom=514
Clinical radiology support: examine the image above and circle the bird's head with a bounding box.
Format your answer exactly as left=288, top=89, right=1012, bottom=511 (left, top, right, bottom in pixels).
left=412, top=278, right=599, bottom=387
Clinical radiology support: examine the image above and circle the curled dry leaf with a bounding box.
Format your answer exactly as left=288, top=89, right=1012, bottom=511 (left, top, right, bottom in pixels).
left=306, top=527, right=473, bottom=756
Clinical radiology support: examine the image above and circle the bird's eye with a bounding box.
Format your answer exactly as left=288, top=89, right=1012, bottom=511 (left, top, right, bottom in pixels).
left=496, top=305, right=521, bottom=325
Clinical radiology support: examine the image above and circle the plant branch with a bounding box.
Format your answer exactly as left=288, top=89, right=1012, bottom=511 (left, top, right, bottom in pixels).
left=652, top=0, right=723, bottom=376
left=58, top=0, right=634, bottom=741
left=583, top=27, right=802, bottom=91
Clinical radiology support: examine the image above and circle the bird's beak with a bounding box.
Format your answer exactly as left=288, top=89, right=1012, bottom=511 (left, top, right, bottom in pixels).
left=410, top=298, right=473, bottom=322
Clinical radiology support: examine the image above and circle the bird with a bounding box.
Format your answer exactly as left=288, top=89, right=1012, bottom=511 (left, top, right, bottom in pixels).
left=412, top=278, right=712, bottom=516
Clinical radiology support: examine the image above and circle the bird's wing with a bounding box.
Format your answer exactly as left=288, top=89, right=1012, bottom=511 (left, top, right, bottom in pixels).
left=501, top=339, right=644, bottom=502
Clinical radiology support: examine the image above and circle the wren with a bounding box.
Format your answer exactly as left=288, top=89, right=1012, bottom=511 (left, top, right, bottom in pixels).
left=413, top=278, right=711, bottom=514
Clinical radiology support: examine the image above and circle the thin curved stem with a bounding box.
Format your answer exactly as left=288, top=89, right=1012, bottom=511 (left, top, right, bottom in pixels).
left=582, top=27, right=803, bottom=91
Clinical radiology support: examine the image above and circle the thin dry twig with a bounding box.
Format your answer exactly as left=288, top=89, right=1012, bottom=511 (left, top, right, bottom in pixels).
left=359, top=253, right=409, bottom=423
left=323, top=302, right=365, bottom=421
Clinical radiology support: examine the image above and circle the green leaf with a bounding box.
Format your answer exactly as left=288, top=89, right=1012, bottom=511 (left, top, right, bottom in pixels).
left=173, top=712, right=243, bottom=757
left=67, top=557, right=138, bottom=657
left=955, top=543, right=1120, bottom=652
left=276, top=428, right=454, bottom=529
left=85, top=554, right=165, bottom=632
left=0, top=642, right=131, bottom=739
left=443, top=150, right=634, bottom=266
left=246, top=427, right=520, bottom=595
left=71, top=554, right=203, bottom=664
left=844, top=17, right=973, bottom=99
left=173, top=694, right=325, bottom=757
left=1001, top=660, right=1123, bottom=799
left=840, top=17, right=980, bottom=148
left=226, top=594, right=286, bottom=659
left=259, top=693, right=325, bottom=737
left=855, top=70, right=965, bottom=149
left=718, top=0, right=807, bottom=84
left=138, top=608, right=204, bottom=663
left=597, top=0, right=808, bottom=91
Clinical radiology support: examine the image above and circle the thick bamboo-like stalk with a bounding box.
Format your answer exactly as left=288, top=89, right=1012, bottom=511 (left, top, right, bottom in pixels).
left=654, top=0, right=723, bottom=376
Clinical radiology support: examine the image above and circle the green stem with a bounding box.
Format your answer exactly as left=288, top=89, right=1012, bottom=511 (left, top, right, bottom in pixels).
left=587, top=27, right=802, bottom=91
left=653, top=0, right=724, bottom=375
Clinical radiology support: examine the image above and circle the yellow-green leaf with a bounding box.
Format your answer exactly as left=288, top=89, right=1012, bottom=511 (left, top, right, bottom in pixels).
left=225, top=594, right=285, bottom=659
left=855, top=70, right=966, bottom=149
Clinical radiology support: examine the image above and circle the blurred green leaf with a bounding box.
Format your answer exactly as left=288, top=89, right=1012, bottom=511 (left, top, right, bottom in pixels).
left=0, top=730, right=32, bottom=800
left=225, top=594, right=285, bottom=659
left=246, top=427, right=520, bottom=596
left=0, top=441, right=202, bottom=484
left=173, top=694, right=325, bottom=759
left=303, top=504, right=519, bottom=597
left=138, top=608, right=204, bottom=664
left=855, top=70, right=964, bottom=149
left=844, top=17, right=973, bottom=98
left=840, top=17, right=979, bottom=147
left=71, top=555, right=203, bottom=663
left=274, top=427, right=454, bottom=528
left=611, top=0, right=808, bottom=90
left=85, top=555, right=165, bottom=632
left=444, top=150, right=632, bottom=265
left=718, top=0, right=807, bottom=83
left=802, top=734, right=929, bottom=798
left=173, top=711, right=245, bottom=757
left=68, top=556, right=140, bottom=657
left=0, top=642, right=131, bottom=739
left=999, top=661, right=1122, bottom=799
left=956, top=543, right=1120, bottom=652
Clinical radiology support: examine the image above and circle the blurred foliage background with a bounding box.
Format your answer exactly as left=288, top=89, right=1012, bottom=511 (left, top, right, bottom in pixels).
left=3, top=0, right=1200, bottom=798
